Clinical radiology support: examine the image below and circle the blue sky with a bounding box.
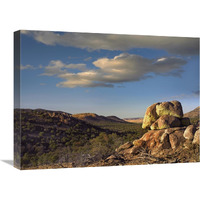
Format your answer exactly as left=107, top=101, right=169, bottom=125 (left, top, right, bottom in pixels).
left=19, top=31, right=199, bottom=118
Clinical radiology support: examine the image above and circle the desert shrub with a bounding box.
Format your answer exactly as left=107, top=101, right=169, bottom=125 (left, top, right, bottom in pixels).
left=39, top=132, right=44, bottom=137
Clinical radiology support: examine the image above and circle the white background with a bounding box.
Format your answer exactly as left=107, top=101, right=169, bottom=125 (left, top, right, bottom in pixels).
left=0, top=0, right=199, bottom=200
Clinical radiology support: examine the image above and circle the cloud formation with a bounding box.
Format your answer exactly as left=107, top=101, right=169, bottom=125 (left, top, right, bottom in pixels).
left=41, top=60, right=86, bottom=76
left=21, top=31, right=199, bottom=55
left=41, top=53, right=187, bottom=88
left=20, top=64, right=35, bottom=70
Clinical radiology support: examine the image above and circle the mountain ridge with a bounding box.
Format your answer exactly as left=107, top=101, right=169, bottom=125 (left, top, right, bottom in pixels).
left=72, top=112, right=127, bottom=124
left=184, top=106, right=200, bottom=118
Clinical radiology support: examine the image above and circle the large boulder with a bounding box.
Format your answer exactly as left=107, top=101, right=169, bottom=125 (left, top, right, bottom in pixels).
left=142, top=101, right=183, bottom=130
left=142, top=103, right=159, bottom=129
left=169, top=134, right=178, bottom=150
left=193, top=129, right=200, bottom=144
left=131, top=127, right=187, bottom=155
left=156, top=101, right=183, bottom=118
left=183, top=125, right=196, bottom=140
left=150, top=115, right=181, bottom=130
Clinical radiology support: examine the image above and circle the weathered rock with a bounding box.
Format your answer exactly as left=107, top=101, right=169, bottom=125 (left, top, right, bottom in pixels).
left=160, top=132, right=171, bottom=149
left=183, top=125, right=196, bottom=140
left=142, top=103, right=159, bottom=129
left=142, top=101, right=183, bottom=130
left=181, top=117, right=191, bottom=126
left=106, top=155, right=117, bottom=160
left=118, top=146, right=141, bottom=155
left=132, top=127, right=186, bottom=155
left=133, top=129, right=171, bottom=152
left=150, top=115, right=181, bottom=130
left=102, top=124, right=199, bottom=167
left=156, top=101, right=183, bottom=118
left=115, top=142, right=133, bottom=152
left=169, top=134, right=178, bottom=150
left=133, top=139, right=145, bottom=147
left=193, top=129, right=200, bottom=144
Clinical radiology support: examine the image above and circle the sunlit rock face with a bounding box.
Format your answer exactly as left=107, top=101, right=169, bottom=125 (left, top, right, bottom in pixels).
left=142, top=101, right=186, bottom=130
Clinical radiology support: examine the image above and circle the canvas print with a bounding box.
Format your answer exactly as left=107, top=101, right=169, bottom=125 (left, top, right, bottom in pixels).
left=14, top=30, right=199, bottom=170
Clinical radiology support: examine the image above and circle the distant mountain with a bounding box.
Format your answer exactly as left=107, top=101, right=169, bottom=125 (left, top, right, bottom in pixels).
left=106, top=116, right=126, bottom=123
left=72, top=113, right=126, bottom=124
left=124, top=118, right=143, bottom=124
left=184, top=106, right=200, bottom=118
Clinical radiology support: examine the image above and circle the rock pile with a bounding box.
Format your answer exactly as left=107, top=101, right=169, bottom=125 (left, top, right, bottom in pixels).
left=101, top=101, right=199, bottom=166
left=142, top=101, right=190, bottom=130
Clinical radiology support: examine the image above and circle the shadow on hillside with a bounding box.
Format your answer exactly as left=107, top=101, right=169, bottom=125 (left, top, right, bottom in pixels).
left=1, top=160, right=13, bottom=166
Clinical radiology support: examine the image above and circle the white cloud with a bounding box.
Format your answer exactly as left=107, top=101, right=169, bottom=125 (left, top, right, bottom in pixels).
left=40, top=53, right=187, bottom=88
left=157, top=58, right=167, bottom=62
left=41, top=60, right=86, bottom=76
left=21, top=31, right=199, bottom=55
left=20, top=64, right=35, bottom=70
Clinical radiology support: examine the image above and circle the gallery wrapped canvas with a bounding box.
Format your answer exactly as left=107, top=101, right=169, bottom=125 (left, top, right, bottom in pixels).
left=14, top=30, right=199, bottom=170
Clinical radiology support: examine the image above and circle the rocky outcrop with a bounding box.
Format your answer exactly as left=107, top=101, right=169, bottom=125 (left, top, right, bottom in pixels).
left=142, top=101, right=189, bottom=130
left=130, top=127, right=191, bottom=155
left=100, top=101, right=199, bottom=167
left=101, top=125, right=199, bottom=166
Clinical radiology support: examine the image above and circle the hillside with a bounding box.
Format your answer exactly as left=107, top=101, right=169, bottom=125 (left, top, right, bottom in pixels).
left=124, top=118, right=143, bottom=123
left=14, top=109, right=145, bottom=169
left=106, top=116, right=126, bottom=123
left=72, top=113, right=126, bottom=123
left=184, top=106, right=200, bottom=118
left=184, top=106, right=199, bottom=125
left=72, top=112, right=145, bottom=133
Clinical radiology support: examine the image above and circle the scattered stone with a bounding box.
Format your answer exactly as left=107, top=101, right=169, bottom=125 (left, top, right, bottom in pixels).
left=106, top=155, right=117, bottom=160
left=118, top=146, right=141, bottom=155
left=115, top=142, right=133, bottom=152
left=133, top=139, right=145, bottom=147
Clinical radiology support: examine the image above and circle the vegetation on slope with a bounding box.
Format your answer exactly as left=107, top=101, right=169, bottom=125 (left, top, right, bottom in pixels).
left=14, top=109, right=145, bottom=169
